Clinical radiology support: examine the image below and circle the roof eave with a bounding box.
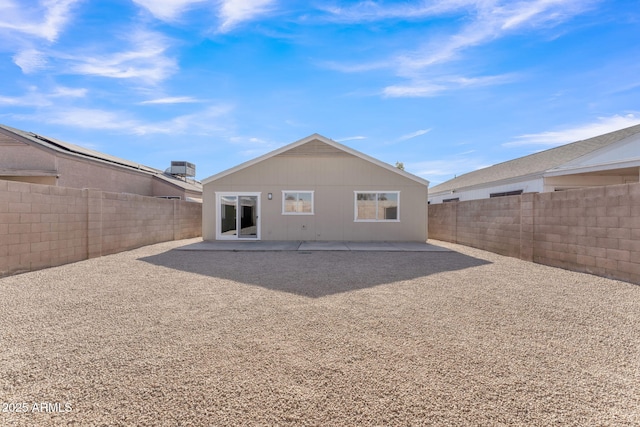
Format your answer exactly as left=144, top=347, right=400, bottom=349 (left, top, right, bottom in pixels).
left=544, top=158, right=640, bottom=177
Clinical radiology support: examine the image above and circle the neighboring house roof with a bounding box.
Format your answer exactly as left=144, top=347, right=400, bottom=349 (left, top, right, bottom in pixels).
left=0, top=123, right=202, bottom=193
left=202, top=133, right=430, bottom=187
left=430, top=124, right=640, bottom=194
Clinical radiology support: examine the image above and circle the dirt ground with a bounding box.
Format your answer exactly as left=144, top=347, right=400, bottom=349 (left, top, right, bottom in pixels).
left=1, top=238, right=639, bottom=426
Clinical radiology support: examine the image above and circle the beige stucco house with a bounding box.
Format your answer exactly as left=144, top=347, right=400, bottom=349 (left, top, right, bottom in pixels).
left=0, top=124, right=202, bottom=201
left=202, top=134, right=429, bottom=242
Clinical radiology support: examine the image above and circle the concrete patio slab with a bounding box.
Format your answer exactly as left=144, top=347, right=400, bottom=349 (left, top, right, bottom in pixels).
left=298, top=241, right=350, bottom=251
left=176, top=240, right=451, bottom=252
left=176, top=240, right=301, bottom=251
left=391, top=242, right=452, bottom=252
left=344, top=241, right=451, bottom=251
left=345, top=242, right=405, bottom=251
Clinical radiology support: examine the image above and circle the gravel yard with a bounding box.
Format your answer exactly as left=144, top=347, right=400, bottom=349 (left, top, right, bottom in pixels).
left=1, top=238, right=639, bottom=426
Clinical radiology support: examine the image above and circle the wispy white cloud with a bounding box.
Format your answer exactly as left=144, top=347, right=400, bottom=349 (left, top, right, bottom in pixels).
left=319, top=60, right=389, bottom=74
left=336, top=135, right=367, bottom=142
left=398, top=129, right=431, bottom=141
left=0, top=94, right=49, bottom=107
left=325, top=0, right=595, bottom=96
left=14, top=104, right=234, bottom=135
left=230, top=135, right=269, bottom=144
left=394, top=0, right=592, bottom=75
left=132, top=0, right=207, bottom=22
left=139, top=96, right=201, bottom=105
left=133, top=105, right=234, bottom=135
left=229, top=135, right=279, bottom=157
left=10, top=28, right=177, bottom=84
left=40, top=108, right=140, bottom=131
left=326, top=0, right=593, bottom=51
left=407, top=155, right=490, bottom=182
left=217, top=0, right=277, bottom=33
left=383, top=73, right=517, bottom=97
left=503, top=114, right=640, bottom=147
left=13, top=49, right=48, bottom=74
left=0, top=85, right=86, bottom=107
left=319, top=0, right=478, bottom=22
left=63, top=30, right=177, bottom=83
left=49, top=86, right=87, bottom=98
left=0, top=0, right=80, bottom=42
left=383, top=82, right=445, bottom=98
left=457, top=149, right=477, bottom=156
left=132, top=0, right=277, bottom=32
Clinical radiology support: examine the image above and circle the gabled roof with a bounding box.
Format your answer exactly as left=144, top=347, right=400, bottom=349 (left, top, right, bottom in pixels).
left=202, top=133, right=430, bottom=186
left=430, top=124, right=640, bottom=194
left=0, top=123, right=202, bottom=193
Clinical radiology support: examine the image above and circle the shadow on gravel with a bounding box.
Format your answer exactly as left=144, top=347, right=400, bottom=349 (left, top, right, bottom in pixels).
left=139, top=250, right=491, bottom=298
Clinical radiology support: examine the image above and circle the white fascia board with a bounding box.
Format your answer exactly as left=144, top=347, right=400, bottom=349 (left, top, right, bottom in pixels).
left=544, top=158, right=640, bottom=177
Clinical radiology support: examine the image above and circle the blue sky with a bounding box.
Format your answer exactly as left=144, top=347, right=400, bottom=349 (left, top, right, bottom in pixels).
left=0, top=0, right=639, bottom=184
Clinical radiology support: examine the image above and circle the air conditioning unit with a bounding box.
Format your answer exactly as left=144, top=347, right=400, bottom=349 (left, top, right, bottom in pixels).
left=169, top=161, right=196, bottom=178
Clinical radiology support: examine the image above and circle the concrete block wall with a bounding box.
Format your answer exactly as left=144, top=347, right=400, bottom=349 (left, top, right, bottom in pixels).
left=427, top=202, right=456, bottom=242
left=1, top=181, right=202, bottom=276
left=0, top=180, right=88, bottom=275
left=174, top=199, right=203, bottom=240
left=428, top=182, right=640, bottom=284
left=533, top=184, right=640, bottom=284
left=455, top=196, right=522, bottom=257
left=97, top=192, right=175, bottom=257
left=520, top=193, right=535, bottom=262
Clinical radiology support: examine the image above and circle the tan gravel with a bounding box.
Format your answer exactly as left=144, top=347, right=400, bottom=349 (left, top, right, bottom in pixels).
left=1, top=238, right=639, bottom=426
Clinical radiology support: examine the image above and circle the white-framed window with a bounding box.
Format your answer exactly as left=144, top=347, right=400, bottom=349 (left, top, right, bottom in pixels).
left=354, top=191, right=400, bottom=222
left=282, top=191, right=314, bottom=215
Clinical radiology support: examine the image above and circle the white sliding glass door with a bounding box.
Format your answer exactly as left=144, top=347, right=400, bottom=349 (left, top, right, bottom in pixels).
left=216, top=192, right=260, bottom=240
